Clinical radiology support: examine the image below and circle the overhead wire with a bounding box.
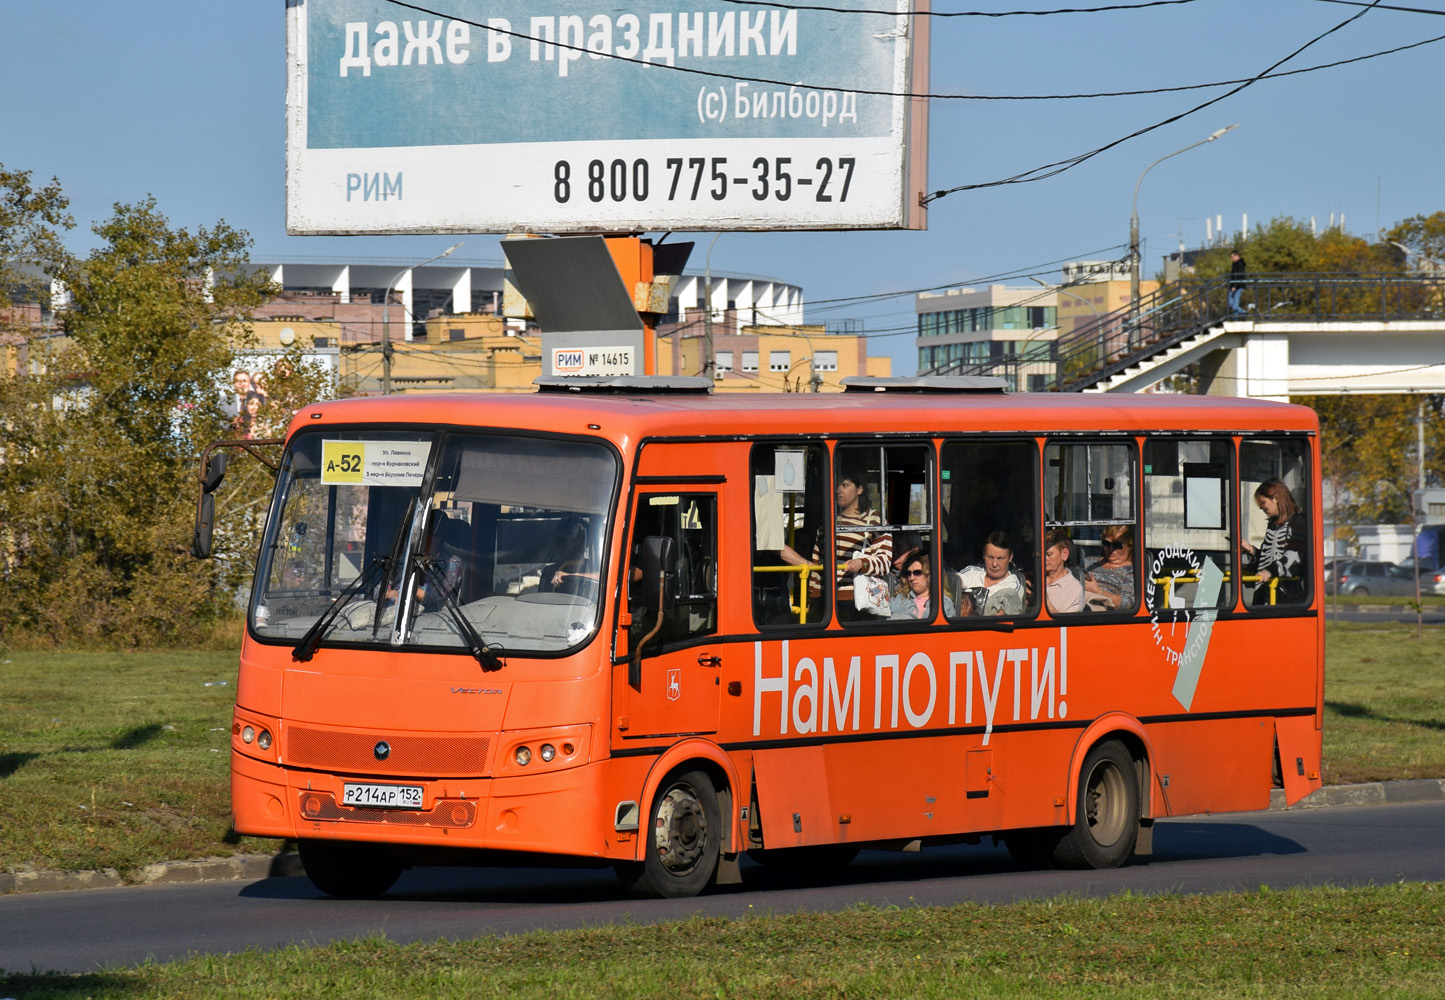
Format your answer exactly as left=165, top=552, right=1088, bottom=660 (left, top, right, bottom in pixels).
left=382, top=0, right=1435, bottom=105
left=713, top=0, right=1203, bottom=16
left=923, top=0, right=1388, bottom=201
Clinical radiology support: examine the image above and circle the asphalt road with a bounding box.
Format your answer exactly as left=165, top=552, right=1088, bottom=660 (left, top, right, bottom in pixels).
left=3, top=800, right=1443, bottom=976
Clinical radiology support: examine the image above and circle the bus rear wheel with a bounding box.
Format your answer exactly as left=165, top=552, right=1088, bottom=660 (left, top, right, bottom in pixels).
left=615, top=769, right=721, bottom=898
left=298, top=839, right=403, bottom=898
left=1051, top=740, right=1139, bottom=870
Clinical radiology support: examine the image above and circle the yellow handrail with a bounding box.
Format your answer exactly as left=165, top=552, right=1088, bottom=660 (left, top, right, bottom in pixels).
left=1151, top=572, right=1289, bottom=606
left=753, top=563, right=827, bottom=623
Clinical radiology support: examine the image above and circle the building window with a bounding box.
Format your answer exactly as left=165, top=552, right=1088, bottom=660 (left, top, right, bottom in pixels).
left=769, top=351, right=791, bottom=372
left=814, top=350, right=838, bottom=371
left=715, top=351, right=733, bottom=372
left=742, top=351, right=759, bottom=372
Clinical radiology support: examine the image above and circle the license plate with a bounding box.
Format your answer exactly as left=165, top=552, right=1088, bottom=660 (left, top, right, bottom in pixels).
left=342, top=782, right=424, bottom=810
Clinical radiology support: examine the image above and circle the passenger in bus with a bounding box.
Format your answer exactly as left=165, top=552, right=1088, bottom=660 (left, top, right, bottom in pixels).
left=1242, top=477, right=1306, bottom=605
left=1043, top=528, right=1084, bottom=614
left=890, top=550, right=955, bottom=620
left=411, top=514, right=472, bottom=611
left=781, top=464, right=892, bottom=621
left=546, top=519, right=600, bottom=597
left=955, top=531, right=1027, bottom=616
left=1083, top=524, right=1136, bottom=612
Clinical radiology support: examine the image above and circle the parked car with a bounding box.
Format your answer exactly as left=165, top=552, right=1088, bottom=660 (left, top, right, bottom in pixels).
left=1396, top=556, right=1445, bottom=596
left=1326, top=559, right=1418, bottom=597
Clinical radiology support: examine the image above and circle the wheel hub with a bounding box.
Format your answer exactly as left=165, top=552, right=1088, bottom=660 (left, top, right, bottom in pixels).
left=654, top=786, right=706, bottom=873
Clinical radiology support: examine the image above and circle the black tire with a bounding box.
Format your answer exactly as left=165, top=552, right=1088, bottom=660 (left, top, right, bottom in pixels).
left=1051, top=741, right=1140, bottom=870
left=615, top=769, right=721, bottom=898
left=747, top=844, right=860, bottom=871
left=1353, top=587, right=1368, bottom=597
left=298, top=839, right=403, bottom=898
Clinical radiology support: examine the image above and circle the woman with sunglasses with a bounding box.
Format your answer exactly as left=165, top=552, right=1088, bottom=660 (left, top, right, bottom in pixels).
left=889, top=550, right=955, bottom=620
left=1083, top=524, right=1136, bottom=612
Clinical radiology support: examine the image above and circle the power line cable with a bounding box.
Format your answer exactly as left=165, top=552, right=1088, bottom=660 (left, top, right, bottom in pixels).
left=923, top=0, right=1386, bottom=202
left=802, top=245, right=1130, bottom=308
left=714, top=0, right=1202, bottom=16
left=383, top=0, right=1431, bottom=105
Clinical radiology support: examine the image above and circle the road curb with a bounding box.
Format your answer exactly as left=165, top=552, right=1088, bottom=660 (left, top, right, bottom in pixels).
left=0, top=852, right=304, bottom=896
left=1269, top=777, right=1445, bottom=811
left=6, top=780, right=1444, bottom=895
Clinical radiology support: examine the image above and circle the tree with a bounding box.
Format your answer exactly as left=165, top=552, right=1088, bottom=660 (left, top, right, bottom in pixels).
left=1384, top=211, right=1445, bottom=269
left=0, top=194, right=276, bottom=645
left=1301, top=394, right=1444, bottom=529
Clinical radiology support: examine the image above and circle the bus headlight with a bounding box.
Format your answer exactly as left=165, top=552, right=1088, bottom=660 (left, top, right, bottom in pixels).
left=242, top=726, right=255, bottom=744
left=515, top=746, right=532, bottom=766
left=257, top=730, right=273, bottom=750
left=540, top=743, right=556, bottom=762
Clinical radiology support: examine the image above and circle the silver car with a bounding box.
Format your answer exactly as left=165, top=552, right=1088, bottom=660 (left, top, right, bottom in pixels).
left=1326, top=559, right=1417, bottom=598
left=1395, top=557, right=1445, bottom=597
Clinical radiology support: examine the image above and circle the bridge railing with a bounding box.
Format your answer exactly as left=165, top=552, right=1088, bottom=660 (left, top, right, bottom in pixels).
left=931, top=273, right=1445, bottom=392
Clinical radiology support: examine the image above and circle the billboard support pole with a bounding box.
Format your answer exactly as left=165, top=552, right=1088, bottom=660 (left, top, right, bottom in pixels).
left=605, top=237, right=657, bottom=376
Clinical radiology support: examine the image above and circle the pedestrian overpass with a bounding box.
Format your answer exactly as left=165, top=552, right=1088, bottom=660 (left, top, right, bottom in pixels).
left=933, top=273, right=1445, bottom=399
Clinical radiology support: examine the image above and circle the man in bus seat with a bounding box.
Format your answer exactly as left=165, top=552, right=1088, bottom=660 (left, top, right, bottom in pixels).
left=955, top=530, right=1028, bottom=616
left=417, top=513, right=473, bottom=610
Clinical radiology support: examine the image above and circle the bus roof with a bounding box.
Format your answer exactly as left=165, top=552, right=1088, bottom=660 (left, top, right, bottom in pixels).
left=287, top=390, right=1318, bottom=441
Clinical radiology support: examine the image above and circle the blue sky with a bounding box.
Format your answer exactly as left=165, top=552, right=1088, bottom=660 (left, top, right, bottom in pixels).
left=3, top=1, right=1441, bottom=374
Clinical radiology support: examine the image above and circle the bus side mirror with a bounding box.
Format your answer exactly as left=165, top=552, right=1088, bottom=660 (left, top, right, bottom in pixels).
left=638, top=535, right=677, bottom=611
left=203, top=452, right=228, bottom=493
left=192, top=493, right=216, bottom=559
left=190, top=452, right=228, bottom=559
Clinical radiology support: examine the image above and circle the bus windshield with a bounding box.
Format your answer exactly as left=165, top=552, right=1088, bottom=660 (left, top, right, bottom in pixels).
left=251, top=429, right=618, bottom=655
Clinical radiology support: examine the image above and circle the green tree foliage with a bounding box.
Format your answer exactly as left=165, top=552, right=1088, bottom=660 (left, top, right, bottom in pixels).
left=0, top=192, right=277, bottom=646
left=1186, top=215, right=1402, bottom=280
left=1384, top=211, right=1445, bottom=268
left=1302, top=394, right=1445, bottom=529
left=0, top=165, right=72, bottom=289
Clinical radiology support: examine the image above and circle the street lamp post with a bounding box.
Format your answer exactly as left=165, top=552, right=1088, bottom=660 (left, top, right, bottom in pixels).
left=702, top=233, right=722, bottom=379
left=1130, top=126, right=1238, bottom=322
left=382, top=242, right=463, bottom=394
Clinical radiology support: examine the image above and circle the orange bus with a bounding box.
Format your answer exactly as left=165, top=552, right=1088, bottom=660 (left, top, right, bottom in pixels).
left=219, top=375, right=1323, bottom=898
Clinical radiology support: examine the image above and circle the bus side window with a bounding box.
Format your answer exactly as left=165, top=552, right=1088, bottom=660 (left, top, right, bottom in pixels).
left=630, top=493, right=718, bottom=653
left=940, top=439, right=1040, bottom=619
left=1044, top=440, right=1137, bottom=614
left=1142, top=438, right=1235, bottom=616
left=750, top=442, right=828, bottom=627
left=835, top=441, right=934, bottom=625
left=1240, top=438, right=1311, bottom=608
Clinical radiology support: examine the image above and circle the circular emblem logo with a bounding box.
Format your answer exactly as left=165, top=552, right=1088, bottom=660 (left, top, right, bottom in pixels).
left=1145, top=547, right=1203, bottom=666
left=373, top=741, right=391, bottom=761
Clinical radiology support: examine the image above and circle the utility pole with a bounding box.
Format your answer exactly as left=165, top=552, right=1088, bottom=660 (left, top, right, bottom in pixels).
left=1130, top=126, right=1237, bottom=328
left=382, top=242, right=462, bottom=394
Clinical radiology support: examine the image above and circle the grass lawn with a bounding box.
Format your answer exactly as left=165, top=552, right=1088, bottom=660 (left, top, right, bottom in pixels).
left=3, top=884, right=1442, bottom=998
left=0, top=623, right=1441, bottom=876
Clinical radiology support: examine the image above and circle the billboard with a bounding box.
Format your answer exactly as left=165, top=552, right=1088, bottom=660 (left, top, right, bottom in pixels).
left=285, top=0, right=929, bottom=234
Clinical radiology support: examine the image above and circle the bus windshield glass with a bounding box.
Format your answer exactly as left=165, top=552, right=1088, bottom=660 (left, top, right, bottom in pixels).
left=251, top=429, right=617, bottom=654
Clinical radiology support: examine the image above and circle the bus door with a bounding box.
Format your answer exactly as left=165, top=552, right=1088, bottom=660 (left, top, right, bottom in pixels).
left=615, top=490, right=722, bottom=739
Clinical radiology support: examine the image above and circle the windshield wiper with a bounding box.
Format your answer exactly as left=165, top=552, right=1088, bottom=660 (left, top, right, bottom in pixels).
left=291, top=557, right=389, bottom=662
left=293, top=497, right=417, bottom=662
left=417, top=556, right=505, bottom=672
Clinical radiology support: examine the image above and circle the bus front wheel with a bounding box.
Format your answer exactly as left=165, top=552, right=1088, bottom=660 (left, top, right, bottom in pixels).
left=298, top=839, right=403, bottom=898
left=1051, top=740, right=1139, bottom=870
left=615, top=769, right=721, bottom=898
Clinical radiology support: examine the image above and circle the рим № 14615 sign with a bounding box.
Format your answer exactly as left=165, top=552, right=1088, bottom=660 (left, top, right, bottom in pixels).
left=286, top=0, right=930, bottom=234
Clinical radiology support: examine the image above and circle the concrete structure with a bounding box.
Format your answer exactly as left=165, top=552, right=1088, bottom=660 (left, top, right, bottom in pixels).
left=656, top=309, right=889, bottom=392
left=1093, top=319, right=1445, bottom=399
left=914, top=284, right=1058, bottom=390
